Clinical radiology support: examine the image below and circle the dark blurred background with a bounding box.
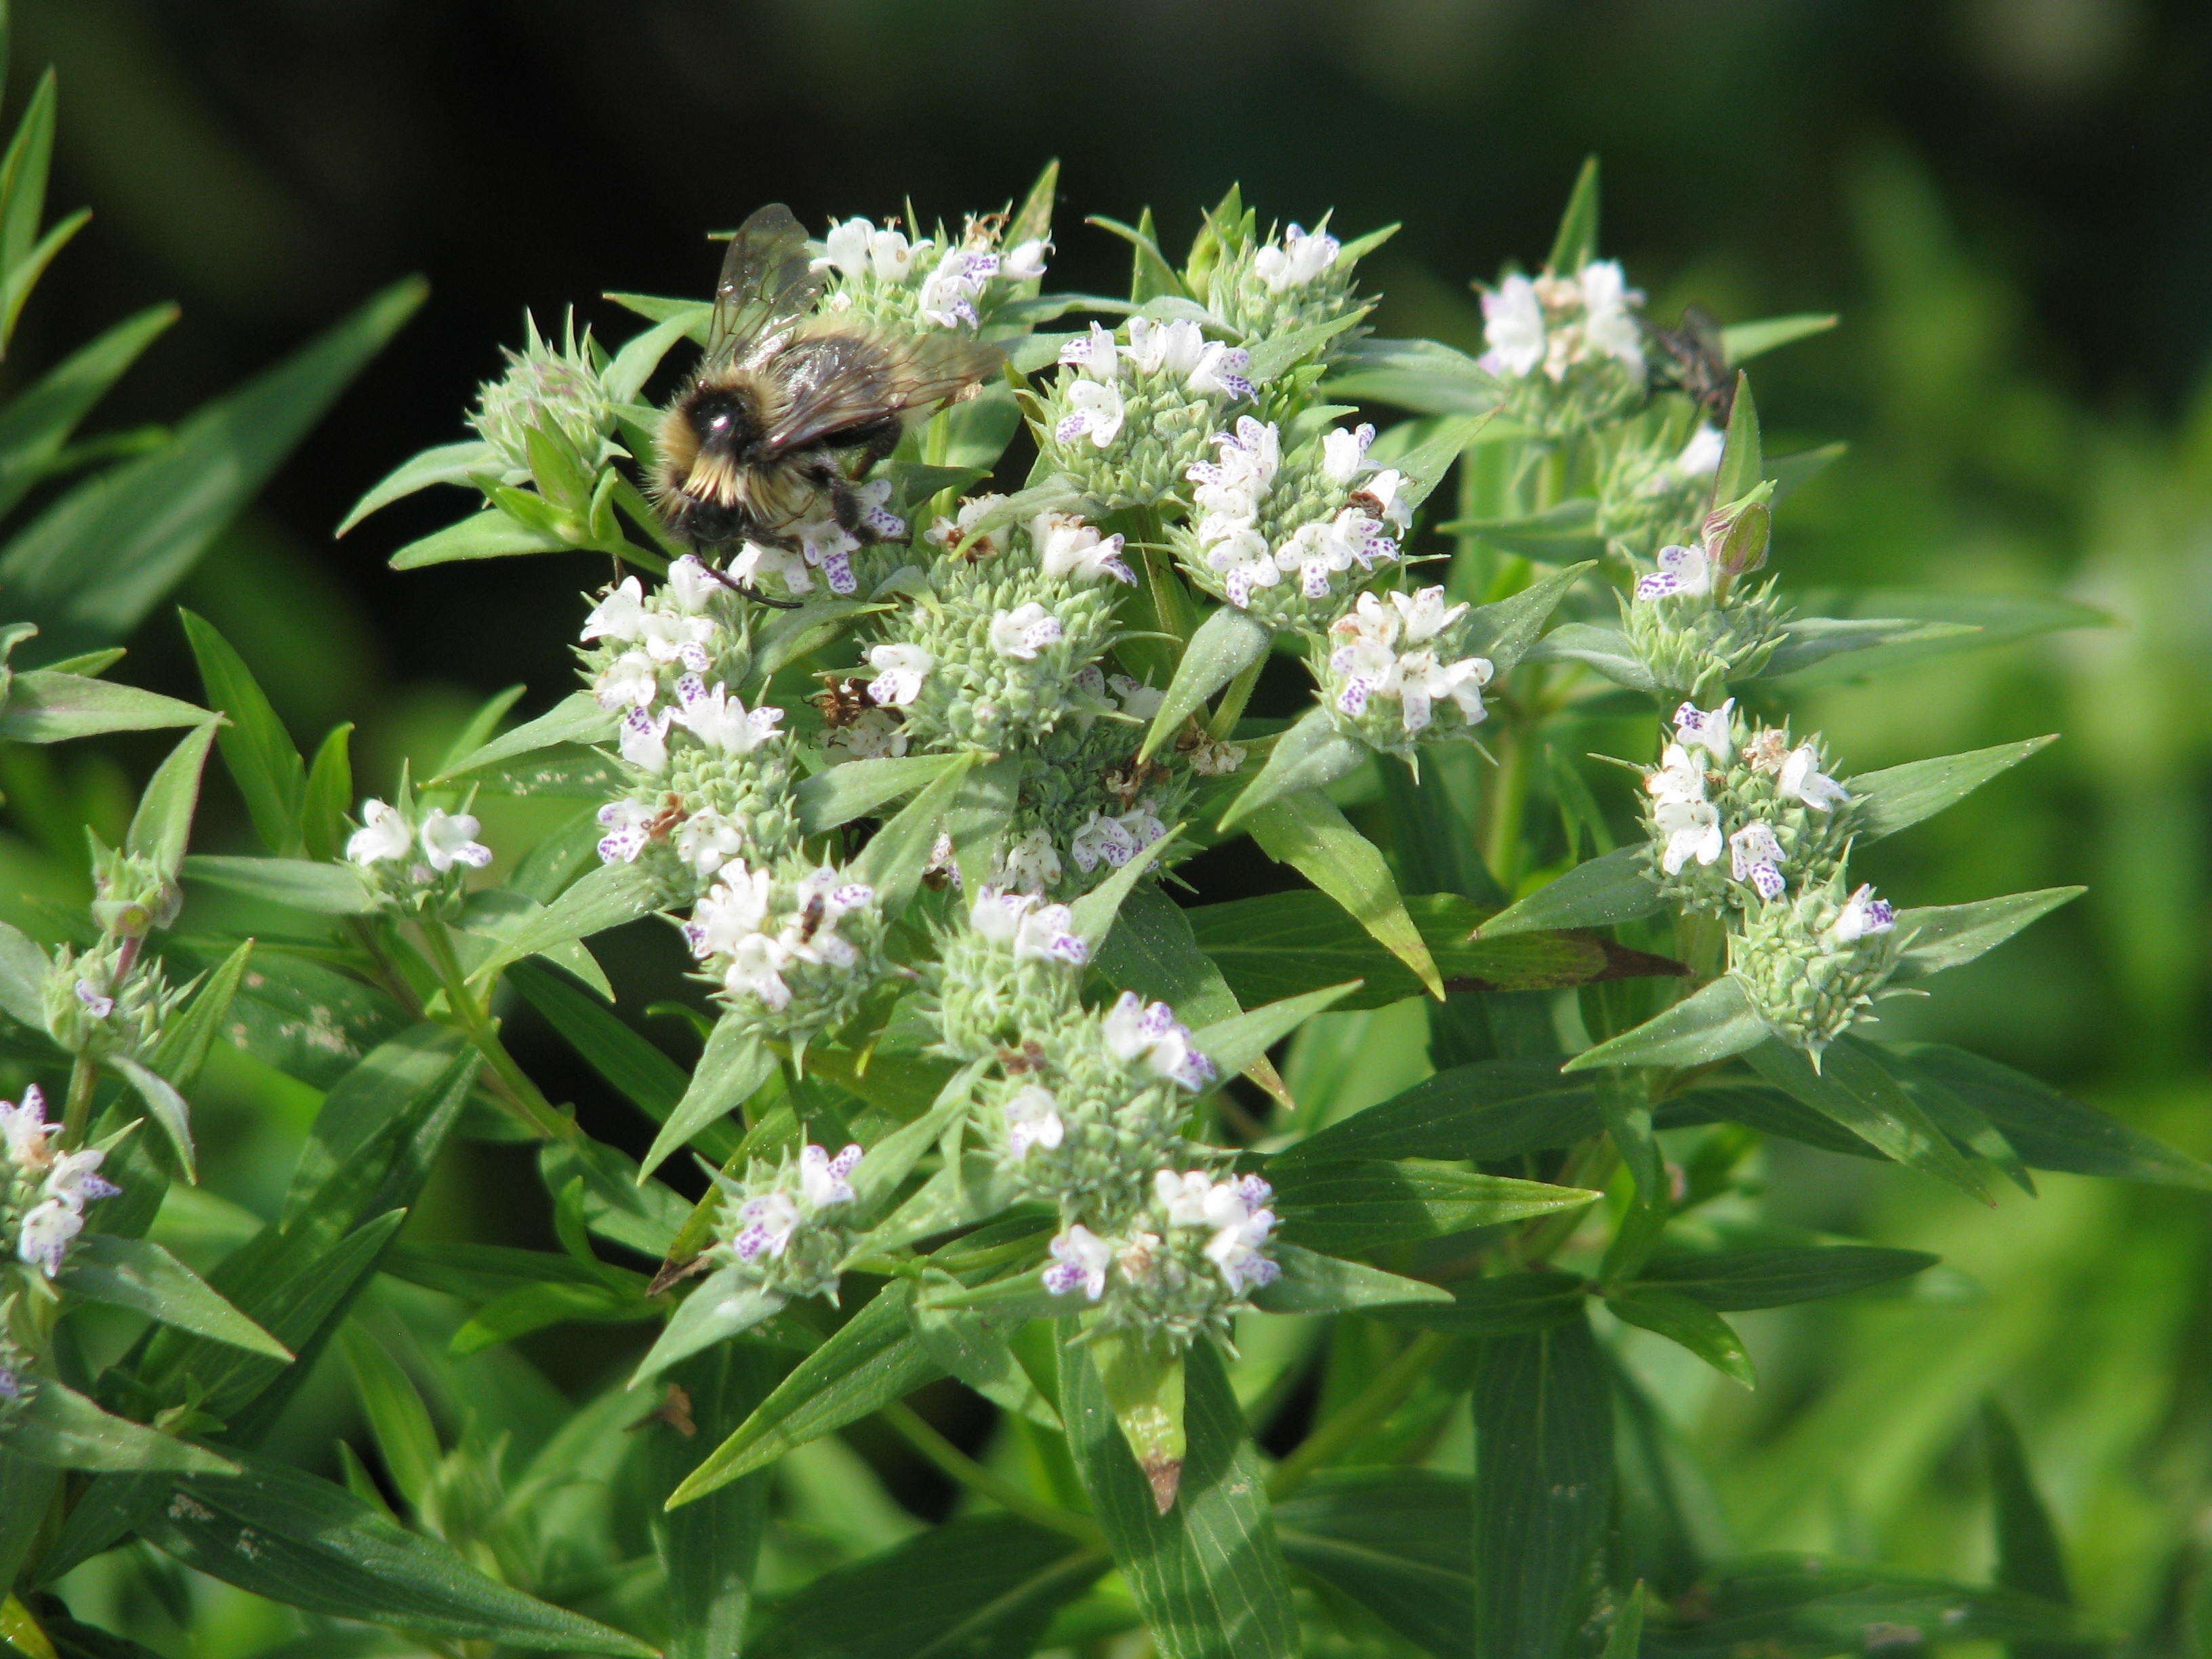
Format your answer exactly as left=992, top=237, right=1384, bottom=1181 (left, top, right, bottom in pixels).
left=16, top=0, right=2212, bottom=1618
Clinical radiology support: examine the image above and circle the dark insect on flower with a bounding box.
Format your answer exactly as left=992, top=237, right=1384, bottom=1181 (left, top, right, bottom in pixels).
left=812, top=675, right=880, bottom=728
left=1643, top=304, right=1734, bottom=422
left=997, top=1039, right=1049, bottom=1076
left=652, top=203, right=1001, bottom=597
left=643, top=792, right=687, bottom=842
left=792, top=890, right=829, bottom=945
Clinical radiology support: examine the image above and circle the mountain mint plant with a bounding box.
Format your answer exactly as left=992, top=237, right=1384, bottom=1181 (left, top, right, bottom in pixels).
left=0, top=111, right=2160, bottom=1659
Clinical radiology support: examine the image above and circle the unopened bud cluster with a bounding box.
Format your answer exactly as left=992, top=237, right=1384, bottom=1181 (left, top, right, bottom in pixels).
left=1597, top=419, right=1725, bottom=562
left=706, top=1141, right=866, bottom=1303
left=469, top=312, right=621, bottom=486
left=1639, top=699, right=1901, bottom=1056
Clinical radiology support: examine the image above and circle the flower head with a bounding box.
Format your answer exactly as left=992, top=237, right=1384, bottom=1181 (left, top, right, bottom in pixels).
left=419, top=810, right=492, bottom=874
left=1044, top=1225, right=1113, bottom=1300
left=1479, top=274, right=1547, bottom=377
left=346, top=800, right=413, bottom=867
left=1101, top=991, right=1215, bottom=1091
left=1635, top=543, right=1713, bottom=602
left=1778, top=745, right=1851, bottom=812
left=1002, top=1086, right=1065, bottom=1158
left=866, top=643, right=933, bottom=708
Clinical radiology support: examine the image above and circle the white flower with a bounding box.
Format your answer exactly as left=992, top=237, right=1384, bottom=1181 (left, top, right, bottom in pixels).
left=852, top=476, right=906, bottom=541
left=1328, top=634, right=1399, bottom=719
left=993, top=829, right=1062, bottom=895
left=1002, top=1086, right=1065, bottom=1158
left=1351, top=468, right=1411, bottom=534
left=1479, top=274, right=1547, bottom=377
left=1672, top=699, right=1736, bottom=763
left=596, top=799, right=656, bottom=864
left=1321, top=422, right=1377, bottom=484
left=1655, top=798, right=1723, bottom=874
left=721, top=933, right=794, bottom=1010
left=1675, top=424, right=1725, bottom=478
left=664, top=555, right=723, bottom=613
left=673, top=678, right=781, bottom=754
left=594, top=651, right=661, bottom=710
left=863, top=226, right=930, bottom=284
left=687, top=861, right=776, bottom=959
left=1778, top=745, right=1851, bottom=812
left=919, top=245, right=998, bottom=329
left=820, top=217, right=876, bottom=279
left=1002, top=237, right=1051, bottom=281
left=673, top=810, right=747, bottom=877
left=1189, top=417, right=1280, bottom=506
left=1117, top=800, right=1168, bottom=855
left=75, top=981, right=114, bottom=1020
left=828, top=708, right=907, bottom=761
left=1577, top=260, right=1645, bottom=373
left=18, top=1199, right=81, bottom=1277
left=44, top=1147, right=117, bottom=1210
left=1033, top=513, right=1134, bottom=585
left=970, top=888, right=1088, bottom=966
left=1276, top=518, right=1361, bottom=599
left=1101, top=991, right=1215, bottom=1091
left=1253, top=223, right=1339, bottom=291
left=1202, top=524, right=1280, bottom=609
left=1054, top=377, right=1126, bottom=449
left=1388, top=585, right=1469, bottom=644
left=926, top=493, right=1009, bottom=555
left=581, top=577, right=648, bottom=644
left=988, top=602, right=1063, bottom=661
left=778, top=870, right=874, bottom=970
left=1070, top=811, right=1138, bottom=874
left=732, top=1190, right=800, bottom=1261
left=1109, top=674, right=1165, bottom=719
left=1057, top=323, right=1122, bottom=382
left=798, top=1142, right=863, bottom=1209
left=419, top=810, right=492, bottom=873
left=726, top=539, right=813, bottom=596
left=1832, top=884, right=1898, bottom=944
left=1153, top=1170, right=1219, bottom=1228
left=346, top=799, right=413, bottom=867
left=1187, top=340, right=1255, bottom=401
left=0, top=1084, right=49, bottom=1171
left=619, top=705, right=673, bottom=773
left=1331, top=590, right=1401, bottom=651
left=865, top=643, right=933, bottom=708
left=1206, top=1208, right=1281, bottom=1294
left=1634, top=543, right=1713, bottom=602
left=1643, top=743, right=1708, bottom=808
left=1044, top=1225, right=1112, bottom=1300
left=1396, top=650, right=1494, bottom=733
left=1729, top=821, right=1788, bottom=900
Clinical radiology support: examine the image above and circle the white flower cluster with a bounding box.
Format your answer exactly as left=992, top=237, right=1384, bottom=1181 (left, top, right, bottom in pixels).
left=1071, top=800, right=1168, bottom=876
left=684, top=859, right=879, bottom=1017
left=1101, top=991, right=1216, bottom=1094
left=1202, top=219, right=1364, bottom=352
left=1044, top=1171, right=1281, bottom=1339
left=2, top=1085, right=119, bottom=1279
left=969, top=887, right=1090, bottom=969
left=1052, top=319, right=1256, bottom=451
left=1643, top=700, right=1858, bottom=907
left=819, top=213, right=1048, bottom=333
left=1250, top=224, right=1341, bottom=295
left=726, top=478, right=907, bottom=600
left=1324, top=587, right=1494, bottom=741
left=1185, top=418, right=1406, bottom=613
left=726, top=1142, right=861, bottom=1263
left=708, top=1141, right=867, bottom=1303
left=346, top=799, right=492, bottom=902
left=1479, top=260, right=1647, bottom=383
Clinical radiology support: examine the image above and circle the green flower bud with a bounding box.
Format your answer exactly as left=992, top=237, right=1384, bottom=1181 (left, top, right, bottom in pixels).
left=1730, top=872, right=1904, bottom=1059
left=470, top=312, right=619, bottom=486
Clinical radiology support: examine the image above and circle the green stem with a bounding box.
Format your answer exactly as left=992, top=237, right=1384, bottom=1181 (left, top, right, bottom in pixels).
left=58, top=1053, right=96, bottom=1147
left=416, top=918, right=578, bottom=1144
left=1207, top=657, right=1263, bottom=741
left=1479, top=715, right=1529, bottom=890
left=880, top=1402, right=1105, bottom=1547
left=1269, top=1330, right=1446, bottom=1500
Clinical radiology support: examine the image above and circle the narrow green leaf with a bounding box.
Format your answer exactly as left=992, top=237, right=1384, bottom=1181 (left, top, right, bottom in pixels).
left=632, top=1266, right=785, bottom=1390
left=0, top=70, right=58, bottom=289
left=0, top=1381, right=233, bottom=1477
left=335, top=1322, right=442, bottom=1509
left=1140, top=604, right=1271, bottom=762
left=1275, top=1471, right=1473, bottom=1659
left=0, top=920, right=45, bottom=1029
left=909, top=1275, right=1061, bottom=1429
left=142, top=1454, right=655, bottom=1654
left=388, top=508, right=570, bottom=569
left=1217, top=707, right=1366, bottom=832
left=1, top=279, right=426, bottom=656
left=1463, top=561, right=1595, bottom=674
left=0, top=303, right=177, bottom=522
left=469, top=857, right=662, bottom=981
left=1063, top=1334, right=1298, bottom=1659
left=1710, top=373, right=1761, bottom=504
left=0, top=207, right=87, bottom=354
left=1251, top=1242, right=1450, bottom=1314
left=640, top=1015, right=775, bottom=1179
left=506, top=958, right=689, bottom=1123
left=433, top=689, right=615, bottom=784
left=651, top=1346, right=778, bottom=1659
left=123, top=721, right=218, bottom=883
left=795, top=751, right=970, bottom=834
left=850, top=750, right=981, bottom=914
left=179, top=609, right=306, bottom=855
left=1603, top=1286, right=1754, bottom=1388
left=180, top=855, right=376, bottom=915
left=1270, top=1161, right=1599, bottom=1250
left=1437, top=499, right=1605, bottom=561
left=335, top=438, right=499, bottom=535
left=1637, top=1245, right=1937, bottom=1310
left=1641, top=1557, right=2076, bottom=1653
left=1324, top=336, right=1497, bottom=416
left=1247, top=792, right=1441, bottom=998
left=1277, top=1057, right=1601, bottom=1168
left=108, top=1054, right=194, bottom=1181
left=1853, top=735, right=2057, bottom=840
left=300, top=723, right=354, bottom=863
left=1190, top=983, right=1356, bottom=1082
left=1891, top=887, right=2085, bottom=981
left=1745, top=1038, right=1992, bottom=1200
left=58, top=1234, right=288, bottom=1358
left=1771, top=588, right=2111, bottom=687
left=1758, top=613, right=1979, bottom=678
left=1982, top=1400, right=2081, bottom=1639
left=1720, top=313, right=1839, bottom=363
left=1563, top=977, right=1768, bottom=1071
left=1521, top=621, right=1659, bottom=694
left=670, top=1279, right=938, bottom=1505
left=1481, top=846, right=1664, bottom=939
left=1474, top=1315, right=1614, bottom=1659
left=1374, top=1271, right=1589, bottom=1336
left=0, top=669, right=207, bottom=741
left=1546, top=157, right=1602, bottom=272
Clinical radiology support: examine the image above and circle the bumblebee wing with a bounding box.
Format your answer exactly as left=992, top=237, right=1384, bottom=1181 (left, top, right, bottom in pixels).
left=705, top=204, right=827, bottom=367
left=764, top=330, right=1004, bottom=453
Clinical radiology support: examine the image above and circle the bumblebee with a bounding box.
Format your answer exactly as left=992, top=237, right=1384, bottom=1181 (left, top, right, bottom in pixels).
left=652, top=203, right=1000, bottom=568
